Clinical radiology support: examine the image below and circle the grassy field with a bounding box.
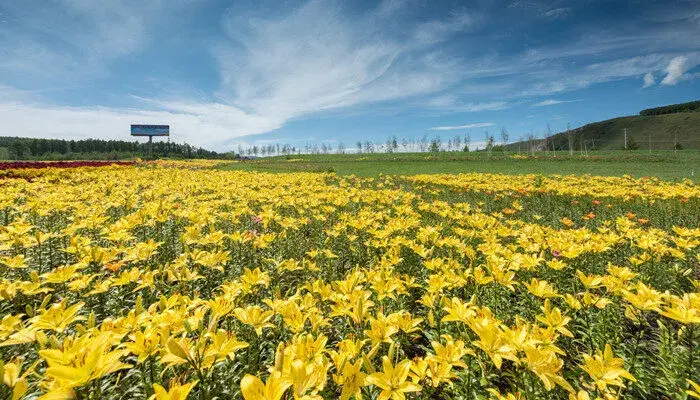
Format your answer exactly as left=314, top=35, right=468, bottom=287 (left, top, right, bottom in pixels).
left=220, top=150, right=700, bottom=180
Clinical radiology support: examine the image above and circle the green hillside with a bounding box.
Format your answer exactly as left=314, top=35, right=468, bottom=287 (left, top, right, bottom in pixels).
left=561, top=112, right=699, bottom=150
left=508, top=102, right=700, bottom=151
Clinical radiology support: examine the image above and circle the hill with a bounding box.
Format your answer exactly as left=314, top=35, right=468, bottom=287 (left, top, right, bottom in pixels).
left=507, top=102, right=700, bottom=152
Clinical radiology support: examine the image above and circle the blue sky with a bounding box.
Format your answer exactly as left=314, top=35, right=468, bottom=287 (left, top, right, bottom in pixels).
left=1, top=0, right=699, bottom=150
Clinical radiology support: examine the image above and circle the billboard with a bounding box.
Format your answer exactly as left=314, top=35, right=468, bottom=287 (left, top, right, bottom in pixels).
left=131, top=124, right=170, bottom=136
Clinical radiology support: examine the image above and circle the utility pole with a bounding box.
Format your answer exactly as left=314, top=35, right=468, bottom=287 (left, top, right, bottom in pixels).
left=674, top=134, right=677, bottom=155
left=624, top=128, right=628, bottom=150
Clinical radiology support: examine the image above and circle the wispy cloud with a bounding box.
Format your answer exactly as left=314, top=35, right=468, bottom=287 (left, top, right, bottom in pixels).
left=0, top=0, right=156, bottom=82
left=204, top=0, right=480, bottom=141
left=532, top=99, right=581, bottom=107
left=543, top=7, right=570, bottom=19
left=413, top=12, right=476, bottom=45
left=462, top=102, right=509, bottom=112
left=429, top=122, right=495, bottom=131
left=424, top=96, right=510, bottom=112
left=514, top=51, right=700, bottom=97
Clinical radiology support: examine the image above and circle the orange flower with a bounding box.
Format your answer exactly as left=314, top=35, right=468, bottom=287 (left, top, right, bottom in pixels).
left=637, top=218, right=649, bottom=225
left=582, top=212, right=595, bottom=220
left=561, top=217, right=574, bottom=228
left=625, top=212, right=636, bottom=220
left=592, top=200, right=600, bottom=206
left=105, top=261, right=125, bottom=273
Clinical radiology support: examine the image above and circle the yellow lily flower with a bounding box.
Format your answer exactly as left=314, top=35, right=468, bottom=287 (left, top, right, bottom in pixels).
left=580, top=344, right=636, bottom=391
left=241, top=371, right=291, bottom=400
left=661, top=293, right=700, bottom=324
left=687, top=379, right=700, bottom=399
left=40, top=332, right=129, bottom=389
left=150, top=380, right=198, bottom=400
left=234, top=305, right=275, bottom=336
left=30, top=300, right=85, bottom=333
left=333, top=359, right=366, bottom=400
left=365, top=356, right=421, bottom=400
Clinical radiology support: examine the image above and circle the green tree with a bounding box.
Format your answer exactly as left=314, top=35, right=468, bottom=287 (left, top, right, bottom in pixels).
left=625, top=136, right=640, bottom=150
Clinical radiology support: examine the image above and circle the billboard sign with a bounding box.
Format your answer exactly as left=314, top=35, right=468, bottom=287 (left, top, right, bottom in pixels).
left=131, top=124, right=170, bottom=136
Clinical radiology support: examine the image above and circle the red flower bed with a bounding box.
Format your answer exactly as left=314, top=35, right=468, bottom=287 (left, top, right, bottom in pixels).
left=0, top=160, right=134, bottom=170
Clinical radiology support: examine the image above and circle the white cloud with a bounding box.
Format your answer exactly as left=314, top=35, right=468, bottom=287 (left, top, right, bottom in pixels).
left=642, top=72, right=656, bottom=88
left=532, top=99, right=581, bottom=107
left=661, top=56, right=688, bottom=85
left=429, top=122, right=494, bottom=131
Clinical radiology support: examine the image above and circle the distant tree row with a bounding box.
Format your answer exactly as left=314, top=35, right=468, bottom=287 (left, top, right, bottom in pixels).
left=226, top=123, right=636, bottom=158
left=639, top=100, right=700, bottom=116
left=238, top=123, right=637, bottom=157
left=0, top=137, right=236, bottom=160
left=236, top=128, right=558, bottom=157
left=235, top=129, right=569, bottom=157
left=235, top=134, right=482, bottom=157
left=355, top=134, right=477, bottom=154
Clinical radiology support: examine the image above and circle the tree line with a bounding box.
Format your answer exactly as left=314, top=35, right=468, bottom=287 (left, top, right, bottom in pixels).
left=0, top=137, right=237, bottom=160
left=639, top=100, right=700, bottom=116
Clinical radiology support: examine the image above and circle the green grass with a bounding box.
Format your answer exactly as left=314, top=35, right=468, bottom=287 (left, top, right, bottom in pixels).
left=218, top=150, right=700, bottom=180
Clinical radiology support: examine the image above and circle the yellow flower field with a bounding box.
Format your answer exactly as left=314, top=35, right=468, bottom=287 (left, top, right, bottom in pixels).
left=0, top=162, right=698, bottom=400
